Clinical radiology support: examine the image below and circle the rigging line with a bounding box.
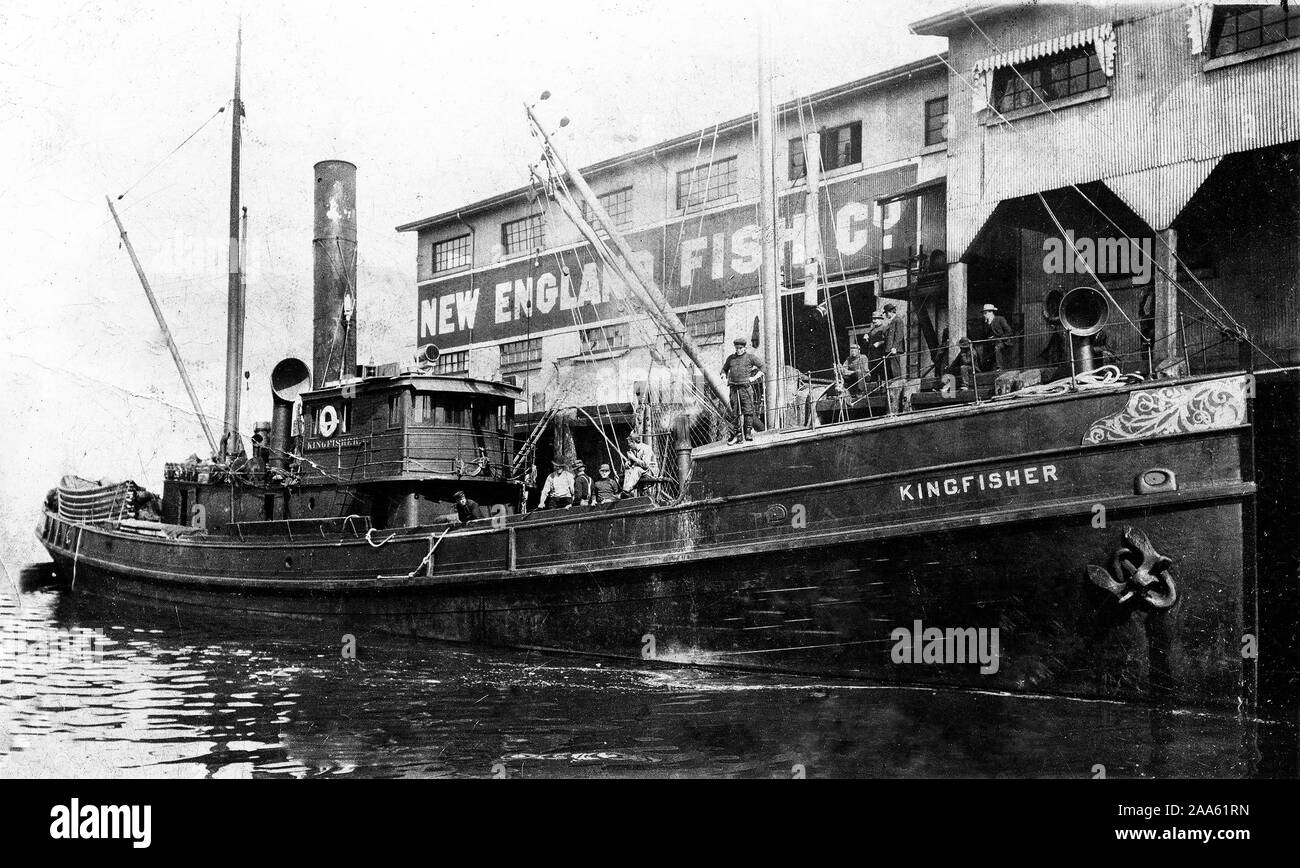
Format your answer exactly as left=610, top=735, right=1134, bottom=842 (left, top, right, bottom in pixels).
left=927, top=49, right=1273, bottom=364
left=1035, top=192, right=1143, bottom=337
left=116, top=104, right=227, bottom=201
left=548, top=167, right=697, bottom=371
left=958, top=11, right=1247, bottom=336
left=665, top=122, right=718, bottom=293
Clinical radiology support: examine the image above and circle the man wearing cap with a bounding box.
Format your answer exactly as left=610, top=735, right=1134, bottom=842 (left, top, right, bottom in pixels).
left=538, top=460, right=576, bottom=509
left=864, top=311, right=887, bottom=382
left=840, top=343, right=871, bottom=398
left=979, top=303, right=1014, bottom=370
left=942, top=336, right=980, bottom=395
left=593, top=462, right=620, bottom=504
left=720, top=337, right=765, bottom=444
left=452, top=490, right=480, bottom=525
left=571, top=460, right=593, bottom=507
left=880, top=304, right=905, bottom=381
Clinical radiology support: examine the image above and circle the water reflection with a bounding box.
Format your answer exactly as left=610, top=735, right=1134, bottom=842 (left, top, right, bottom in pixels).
left=1, top=564, right=1293, bottom=778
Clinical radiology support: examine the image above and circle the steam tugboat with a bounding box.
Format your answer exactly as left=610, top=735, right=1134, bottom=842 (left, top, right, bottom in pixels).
left=36, top=30, right=1300, bottom=724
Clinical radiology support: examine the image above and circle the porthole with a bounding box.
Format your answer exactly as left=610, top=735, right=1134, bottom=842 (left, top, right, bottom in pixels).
left=284, top=556, right=294, bottom=569
left=308, top=497, right=316, bottom=511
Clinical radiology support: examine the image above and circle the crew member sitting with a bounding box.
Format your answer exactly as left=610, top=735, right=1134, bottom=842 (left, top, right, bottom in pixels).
left=621, top=433, right=659, bottom=496
left=538, top=461, right=576, bottom=509
left=840, top=344, right=872, bottom=398
left=452, top=490, right=480, bottom=525
left=941, top=336, right=980, bottom=396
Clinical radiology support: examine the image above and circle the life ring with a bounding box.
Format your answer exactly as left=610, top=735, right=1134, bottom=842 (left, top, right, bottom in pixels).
left=318, top=404, right=339, bottom=437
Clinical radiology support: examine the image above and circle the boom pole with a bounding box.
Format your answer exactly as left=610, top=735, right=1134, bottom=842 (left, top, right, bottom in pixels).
left=525, top=105, right=731, bottom=409
left=106, top=197, right=220, bottom=457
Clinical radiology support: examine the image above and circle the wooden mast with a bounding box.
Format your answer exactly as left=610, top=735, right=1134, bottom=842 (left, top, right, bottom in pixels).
left=756, top=6, right=783, bottom=427
left=221, top=24, right=245, bottom=458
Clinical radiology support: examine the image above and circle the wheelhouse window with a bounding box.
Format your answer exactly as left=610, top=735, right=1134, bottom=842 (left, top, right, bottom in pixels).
left=1209, top=4, right=1300, bottom=57
left=581, top=186, right=634, bottom=229
left=388, top=394, right=404, bottom=428
left=676, top=156, right=738, bottom=210
left=434, top=349, right=468, bottom=375
left=789, top=121, right=862, bottom=181
left=500, top=338, right=543, bottom=374
left=924, top=96, right=948, bottom=146
left=580, top=323, right=629, bottom=354
left=432, top=234, right=471, bottom=273
left=993, top=46, right=1106, bottom=113
left=501, top=213, right=544, bottom=256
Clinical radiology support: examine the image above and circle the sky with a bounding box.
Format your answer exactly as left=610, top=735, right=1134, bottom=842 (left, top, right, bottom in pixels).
left=0, top=0, right=953, bottom=564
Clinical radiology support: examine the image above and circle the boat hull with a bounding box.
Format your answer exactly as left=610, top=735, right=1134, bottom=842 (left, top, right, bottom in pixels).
left=37, top=370, right=1299, bottom=715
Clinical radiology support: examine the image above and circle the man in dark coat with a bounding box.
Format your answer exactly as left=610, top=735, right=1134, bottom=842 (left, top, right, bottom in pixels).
left=721, top=337, right=765, bottom=443
left=864, top=311, right=887, bottom=381
left=979, top=303, right=1014, bottom=370
left=880, top=304, right=905, bottom=381
left=452, top=491, right=480, bottom=525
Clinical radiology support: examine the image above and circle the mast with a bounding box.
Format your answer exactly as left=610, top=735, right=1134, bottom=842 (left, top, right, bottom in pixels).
left=756, top=6, right=783, bottom=426
left=221, top=23, right=245, bottom=457
left=107, top=198, right=220, bottom=457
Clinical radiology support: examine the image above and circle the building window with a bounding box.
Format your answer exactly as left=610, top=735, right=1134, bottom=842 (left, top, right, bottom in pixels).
left=388, top=394, right=405, bottom=428
left=581, top=186, right=634, bottom=230
left=501, top=213, right=544, bottom=256
left=682, top=306, right=726, bottom=343
left=432, top=234, right=471, bottom=273
left=434, top=349, right=468, bottom=375
left=500, top=338, right=543, bottom=373
left=788, top=122, right=862, bottom=180
left=1210, top=4, right=1300, bottom=58
left=580, top=323, right=629, bottom=354
left=924, top=96, right=948, bottom=146
left=993, top=46, right=1106, bottom=113
left=676, top=156, right=738, bottom=210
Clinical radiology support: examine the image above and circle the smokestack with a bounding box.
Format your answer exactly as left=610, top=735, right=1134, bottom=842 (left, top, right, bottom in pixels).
left=312, top=160, right=357, bottom=388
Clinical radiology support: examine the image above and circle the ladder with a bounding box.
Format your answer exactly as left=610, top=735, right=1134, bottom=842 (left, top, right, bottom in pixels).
left=508, top=375, right=580, bottom=478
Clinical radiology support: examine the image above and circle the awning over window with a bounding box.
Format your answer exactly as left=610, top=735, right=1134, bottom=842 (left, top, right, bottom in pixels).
left=969, top=23, right=1117, bottom=112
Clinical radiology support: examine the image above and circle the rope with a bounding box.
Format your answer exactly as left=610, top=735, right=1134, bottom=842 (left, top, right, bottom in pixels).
left=365, top=527, right=397, bottom=548
left=407, top=526, right=453, bottom=578
left=115, top=104, right=227, bottom=201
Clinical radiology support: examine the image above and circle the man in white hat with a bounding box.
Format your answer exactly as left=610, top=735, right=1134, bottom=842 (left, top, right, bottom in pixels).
left=980, top=303, right=1014, bottom=371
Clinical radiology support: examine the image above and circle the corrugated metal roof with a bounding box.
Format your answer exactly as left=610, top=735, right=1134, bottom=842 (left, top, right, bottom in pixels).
left=1104, top=157, right=1221, bottom=230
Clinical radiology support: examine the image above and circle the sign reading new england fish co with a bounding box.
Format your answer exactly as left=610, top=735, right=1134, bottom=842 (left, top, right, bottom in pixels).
left=417, top=164, right=918, bottom=349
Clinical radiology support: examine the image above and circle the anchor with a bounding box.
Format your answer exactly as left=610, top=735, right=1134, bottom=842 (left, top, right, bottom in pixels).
left=1086, top=526, right=1178, bottom=609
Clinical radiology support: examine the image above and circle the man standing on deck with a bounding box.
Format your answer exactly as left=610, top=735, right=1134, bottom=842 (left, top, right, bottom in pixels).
left=864, top=311, right=887, bottom=382
left=721, top=336, right=765, bottom=444
left=880, top=304, right=905, bottom=381
left=538, top=461, right=576, bottom=509
left=571, top=460, right=593, bottom=506
left=980, top=303, right=1014, bottom=370
left=593, top=463, right=620, bottom=503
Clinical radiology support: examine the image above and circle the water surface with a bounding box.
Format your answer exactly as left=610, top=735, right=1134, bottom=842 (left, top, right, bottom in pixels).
left=1, top=564, right=1290, bottom=778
